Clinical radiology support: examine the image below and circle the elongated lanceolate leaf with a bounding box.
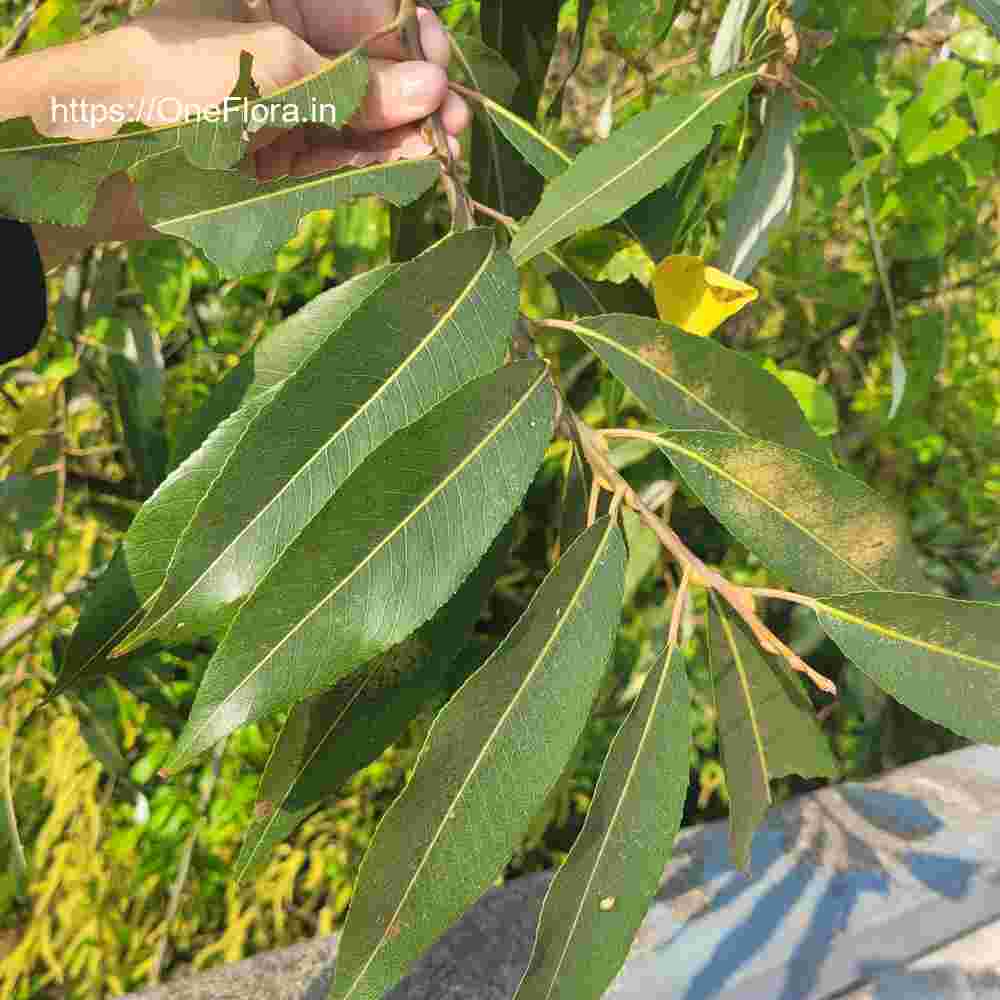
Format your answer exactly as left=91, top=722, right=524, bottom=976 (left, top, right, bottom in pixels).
left=547, top=0, right=594, bottom=120
left=707, top=599, right=837, bottom=871
left=450, top=33, right=520, bottom=106
left=624, top=145, right=711, bottom=262
left=235, top=524, right=513, bottom=882
left=131, top=150, right=440, bottom=277
left=515, top=644, right=688, bottom=1000
left=0, top=51, right=369, bottom=225
left=710, top=0, right=754, bottom=76
left=114, top=230, right=517, bottom=654
left=509, top=73, right=756, bottom=264
left=816, top=592, right=1000, bottom=744
left=717, top=92, right=801, bottom=280
left=330, top=516, right=627, bottom=1000
left=474, top=93, right=572, bottom=181
left=163, top=361, right=555, bottom=773
left=572, top=315, right=827, bottom=459
left=656, top=432, right=926, bottom=596
left=54, top=267, right=397, bottom=697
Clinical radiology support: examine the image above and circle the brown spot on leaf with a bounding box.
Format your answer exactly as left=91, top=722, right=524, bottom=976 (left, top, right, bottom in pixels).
left=636, top=336, right=676, bottom=376
left=254, top=800, right=275, bottom=820
left=709, top=440, right=914, bottom=589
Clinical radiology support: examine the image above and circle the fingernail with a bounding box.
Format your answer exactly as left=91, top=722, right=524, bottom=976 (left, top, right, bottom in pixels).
left=396, top=63, right=439, bottom=109
left=418, top=9, right=449, bottom=64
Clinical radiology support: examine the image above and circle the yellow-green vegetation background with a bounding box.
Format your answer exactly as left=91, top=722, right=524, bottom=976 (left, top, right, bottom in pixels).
left=2, top=0, right=999, bottom=996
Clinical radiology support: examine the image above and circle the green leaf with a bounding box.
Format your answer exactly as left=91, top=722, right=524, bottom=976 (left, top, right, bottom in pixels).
left=622, top=508, right=662, bottom=601
left=54, top=266, right=397, bottom=697
left=718, top=92, right=801, bottom=281
left=0, top=51, right=369, bottom=225
left=609, top=0, right=678, bottom=50
left=952, top=26, right=1000, bottom=63
left=710, top=0, right=754, bottom=76
left=624, top=146, right=711, bottom=261
left=130, top=151, right=440, bottom=277
left=707, top=598, right=837, bottom=871
left=547, top=0, right=595, bottom=120
left=22, top=0, right=81, bottom=52
left=796, top=45, right=890, bottom=132
left=889, top=314, right=945, bottom=421
left=535, top=252, right=656, bottom=317
left=816, top=592, right=1000, bottom=744
left=899, top=108, right=972, bottom=165
left=0, top=460, right=58, bottom=533
left=129, top=241, right=192, bottom=334
left=763, top=365, right=839, bottom=439
left=475, top=93, right=572, bottom=181
left=109, top=314, right=167, bottom=494
left=163, top=360, right=555, bottom=773
left=509, top=73, right=755, bottom=263
left=514, top=642, right=688, bottom=1000
left=560, top=443, right=594, bottom=554
left=449, top=33, right=520, bottom=106
left=655, top=432, right=926, bottom=596
left=330, top=516, right=627, bottom=1000
left=966, top=0, right=1000, bottom=40
left=571, top=315, right=829, bottom=459
left=967, top=70, right=1000, bottom=135
left=919, top=60, right=967, bottom=115
left=114, top=231, right=516, bottom=654
left=833, top=0, right=897, bottom=38
left=235, top=524, right=513, bottom=882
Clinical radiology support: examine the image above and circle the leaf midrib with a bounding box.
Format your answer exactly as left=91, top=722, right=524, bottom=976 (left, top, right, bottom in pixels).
left=341, top=517, right=615, bottom=1000
left=659, top=437, right=882, bottom=590
left=127, top=240, right=499, bottom=648
left=177, top=365, right=551, bottom=768
left=237, top=668, right=375, bottom=881
left=152, top=159, right=437, bottom=226
left=716, top=605, right=771, bottom=789
left=1, top=50, right=362, bottom=157
left=512, top=73, right=754, bottom=261
left=482, top=96, right=572, bottom=166
left=818, top=600, right=1000, bottom=672
left=535, top=643, right=676, bottom=999
left=577, top=322, right=744, bottom=434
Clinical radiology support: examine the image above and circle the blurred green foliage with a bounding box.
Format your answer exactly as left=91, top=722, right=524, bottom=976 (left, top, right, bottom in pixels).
left=1, top=0, right=998, bottom=996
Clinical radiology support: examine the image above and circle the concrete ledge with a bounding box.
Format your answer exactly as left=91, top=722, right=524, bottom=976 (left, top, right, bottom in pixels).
left=125, top=745, right=1000, bottom=1000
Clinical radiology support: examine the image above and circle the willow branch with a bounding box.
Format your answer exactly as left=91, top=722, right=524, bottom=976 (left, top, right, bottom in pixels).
left=398, top=0, right=472, bottom=230
left=570, top=418, right=835, bottom=694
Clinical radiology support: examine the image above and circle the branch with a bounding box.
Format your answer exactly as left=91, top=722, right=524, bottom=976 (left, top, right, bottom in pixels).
left=565, top=414, right=836, bottom=695
left=0, top=0, right=39, bottom=61
left=398, top=0, right=473, bottom=230
left=0, top=573, right=98, bottom=657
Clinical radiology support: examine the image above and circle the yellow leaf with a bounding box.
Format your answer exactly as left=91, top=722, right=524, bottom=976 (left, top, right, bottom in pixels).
left=1, top=389, right=56, bottom=474
left=652, top=254, right=758, bottom=337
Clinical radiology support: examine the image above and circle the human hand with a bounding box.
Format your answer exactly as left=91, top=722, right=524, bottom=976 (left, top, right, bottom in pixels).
left=14, top=0, right=468, bottom=265
left=125, top=0, right=468, bottom=178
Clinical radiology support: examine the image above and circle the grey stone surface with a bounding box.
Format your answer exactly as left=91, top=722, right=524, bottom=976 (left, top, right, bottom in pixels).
left=123, top=745, right=1000, bottom=1000
left=843, top=917, right=1000, bottom=999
